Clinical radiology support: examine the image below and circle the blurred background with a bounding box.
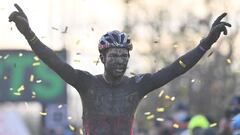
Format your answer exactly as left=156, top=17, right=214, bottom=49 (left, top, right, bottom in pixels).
left=0, top=0, right=240, bottom=135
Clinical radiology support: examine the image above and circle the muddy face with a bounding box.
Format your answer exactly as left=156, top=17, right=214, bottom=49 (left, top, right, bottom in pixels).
left=103, top=48, right=129, bottom=79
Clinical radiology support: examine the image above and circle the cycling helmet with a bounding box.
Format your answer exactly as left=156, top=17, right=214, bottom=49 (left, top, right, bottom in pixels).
left=98, top=30, right=133, bottom=53
left=231, top=113, right=240, bottom=135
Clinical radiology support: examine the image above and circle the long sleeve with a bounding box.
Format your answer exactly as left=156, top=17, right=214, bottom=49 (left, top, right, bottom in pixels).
left=135, top=43, right=208, bottom=97
left=27, top=35, right=91, bottom=91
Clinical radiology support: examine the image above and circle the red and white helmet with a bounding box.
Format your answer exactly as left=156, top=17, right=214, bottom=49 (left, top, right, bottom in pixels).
left=98, top=30, right=133, bottom=53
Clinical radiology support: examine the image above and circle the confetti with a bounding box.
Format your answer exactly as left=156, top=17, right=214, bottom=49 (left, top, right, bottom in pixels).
left=165, top=95, right=170, bottom=99
left=146, top=114, right=155, bottom=120
left=158, top=90, right=164, bottom=97
left=74, top=60, right=81, bottom=63
left=76, top=40, right=80, bottom=45
left=3, top=76, right=8, bottom=80
left=13, top=92, right=21, bottom=96
left=173, top=123, right=179, bottom=128
left=91, top=27, right=94, bottom=31
left=153, top=41, right=158, bottom=43
left=69, top=125, right=75, bottom=131
left=173, top=44, right=178, bottom=48
left=208, top=51, right=213, bottom=57
left=9, top=88, right=13, bottom=91
left=17, top=85, right=25, bottom=92
left=156, top=107, right=165, bottom=112
left=93, top=58, right=100, bottom=66
left=0, top=55, right=2, bottom=59
left=156, top=118, right=164, bottom=122
left=227, top=59, right=232, bottom=64
left=36, top=80, right=42, bottom=83
left=30, top=74, right=34, bottom=82
left=25, top=102, right=29, bottom=109
left=79, top=128, right=84, bottom=135
left=191, top=79, right=195, bottom=83
left=62, top=26, right=68, bottom=33
left=51, top=27, right=59, bottom=31
left=32, top=62, right=40, bottom=66
left=39, top=112, right=47, bottom=116
left=170, top=96, right=175, bottom=101
left=19, top=53, right=23, bottom=57
left=4, top=54, right=9, bottom=59
left=32, top=91, right=36, bottom=99
left=76, top=52, right=81, bottom=55
left=144, top=112, right=151, bottom=115
left=68, top=116, right=72, bottom=120
left=34, top=56, right=40, bottom=61
left=130, top=72, right=136, bottom=76
left=209, top=123, right=217, bottom=127
left=58, top=104, right=63, bottom=109
left=179, top=60, right=186, bottom=68
left=143, top=95, right=148, bottom=99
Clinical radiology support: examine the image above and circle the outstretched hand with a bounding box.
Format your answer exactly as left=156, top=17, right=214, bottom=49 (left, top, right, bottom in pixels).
left=205, top=13, right=231, bottom=45
left=9, top=4, right=33, bottom=39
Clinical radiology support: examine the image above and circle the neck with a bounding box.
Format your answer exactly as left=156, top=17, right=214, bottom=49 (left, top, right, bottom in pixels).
left=103, top=72, right=123, bottom=85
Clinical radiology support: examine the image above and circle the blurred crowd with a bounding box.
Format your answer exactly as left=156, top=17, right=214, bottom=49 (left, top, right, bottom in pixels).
left=134, top=95, right=240, bottom=135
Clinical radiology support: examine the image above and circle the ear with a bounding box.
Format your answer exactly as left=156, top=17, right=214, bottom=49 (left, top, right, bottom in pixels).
left=100, top=54, right=105, bottom=64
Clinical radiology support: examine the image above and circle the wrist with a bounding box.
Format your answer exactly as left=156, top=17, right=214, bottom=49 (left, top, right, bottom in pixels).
left=199, top=38, right=212, bottom=51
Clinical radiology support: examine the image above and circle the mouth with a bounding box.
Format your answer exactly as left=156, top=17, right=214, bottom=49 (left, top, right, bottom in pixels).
left=115, top=68, right=124, bottom=73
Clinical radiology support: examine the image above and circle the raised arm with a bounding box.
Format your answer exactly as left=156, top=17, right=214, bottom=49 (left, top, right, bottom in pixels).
left=136, top=13, right=231, bottom=96
left=8, top=4, right=89, bottom=89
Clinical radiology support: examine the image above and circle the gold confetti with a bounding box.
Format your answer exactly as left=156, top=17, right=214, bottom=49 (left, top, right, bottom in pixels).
left=40, top=112, right=47, bottom=116
left=13, top=92, right=21, bottom=96
left=51, top=27, right=59, bottom=31
left=158, top=90, right=164, bottom=97
left=30, top=74, right=34, bottom=82
left=165, top=95, right=170, bottom=99
left=74, top=60, right=81, bottom=63
left=17, top=85, right=25, bottom=92
left=32, top=91, right=36, bottom=99
left=69, top=125, right=75, bottom=131
left=3, top=76, right=8, bottom=80
left=4, top=54, right=9, bottom=59
left=91, top=27, right=94, bottom=31
left=156, top=118, right=164, bottom=122
left=208, top=51, right=213, bottom=57
left=191, top=79, right=195, bottom=83
left=76, top=40, right=80, bottom=45
left=93, top=58, right=100, bottom=66
left=34, top=56, right=40, bottom=61
left=170, top=96, right=175, bottom=101
left=36, top=80, right=42, bottom=83
left=173, top=44, right=178, bottom=48
left=146, top=114, right=155, bottom=120
left=143, top=95, right=148, bottom=99
left=79, top=128, right=84, bottom=135
left=144, top=112, right=151, bottom=115
left=62, top=26, right=68, bottom=33
left=156, top=107, right=165, bottom=112
left=58, top=104, right=63, bottom=109
left=130, top=72, right=136, bottom=76
left=209, top=123, right=217, bottom=127
left=227, top=59, right=232, bottom=64
left=173, top=123, right=179, bottom=128
left=19, top=53, right=23, bottom=57
left=25, top=102, right=29, bottom=109
left=179, top=60, right=186, bottom=68
left=32, top=62, right=40, bottom=66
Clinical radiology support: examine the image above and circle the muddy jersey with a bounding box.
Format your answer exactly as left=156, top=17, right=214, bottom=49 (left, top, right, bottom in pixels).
left=28, top=37, right=207, bottom=135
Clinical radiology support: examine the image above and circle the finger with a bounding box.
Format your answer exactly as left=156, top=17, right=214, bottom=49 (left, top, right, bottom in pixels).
left=215, top=12, right=227, bottom=23
left=14, top=4, right=24, bottom=13
left=8, top=11, right=19, bottom=22
left=14, top=3, right=28, bottom=20
left=223, top=26, right=227, bottom=35
left=221, top=22, right=231, bottom=27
